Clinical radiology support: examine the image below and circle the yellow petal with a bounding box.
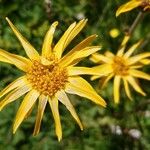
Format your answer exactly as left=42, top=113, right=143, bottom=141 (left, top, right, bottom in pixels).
left=123, top=78, right=132, bottom=100
left=60, top=46, right=101, bottom=67
left=100, top=73, right=114, bottom=89
left=56, top=90, right=83, bottom=130
left=42, top=21, right=58, bottom=57
left=116, top=0, right=142, bottom=17
left=129, top=69, right=150, bottom=80
left=126, top=76, right=146, bottom=96
left=139, top=59, right=150, bottom=65
left=91, top=75, right=102, bottom=81
left=0, top=76, right=27, bottom=98
left=117, top=35, right=130, bottom=56
left=124, top=40, right=142, bottom=58
left=104, top=51, right=115, bottom=58
left=54, top=19, right=87, bottom=59
left=0, top=48, right=31, bottom=71
left=13, top=90, right=39, bottom=133
left=65, top=76, right=106, bottom=107
left=128, top=53, right=150, bottom=65
left=48, top=97, right=62, bottom=141
left=67, top=64, right=113, bottom=76
left=33, top=95, right=47, bottom=136
left=0, top=55, right=12, bottom=63
left=113, top=76, right=121, bottom=104
left=6, top=17, right=40, bottom=60
left=60, top=34, right=98, bottom=62
left=0, top=85, right=31, bottom=111
left=90, top=53, right=112, bottom=63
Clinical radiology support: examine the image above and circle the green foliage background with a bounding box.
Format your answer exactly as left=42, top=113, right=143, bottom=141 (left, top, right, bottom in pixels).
left=0, top=0, right=150, bottom=149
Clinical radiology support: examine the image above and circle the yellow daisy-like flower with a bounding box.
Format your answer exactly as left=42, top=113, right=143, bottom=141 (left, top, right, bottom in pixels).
left=90, top=36, right=150, bottom=103
left=116, top=0, right=150, bottom=17
left=0, top=18, right=106, bottom=141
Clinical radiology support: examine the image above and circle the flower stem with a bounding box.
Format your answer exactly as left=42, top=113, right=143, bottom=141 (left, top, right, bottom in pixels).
left=128, top=11, right=144, bottom=35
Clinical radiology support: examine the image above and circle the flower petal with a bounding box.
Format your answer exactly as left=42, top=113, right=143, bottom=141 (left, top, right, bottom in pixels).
left=42, top=21, right=58, bottom=57
left=0, top=76, right=27, bottom=98
left=67, top=64, right=112, bottom=76
left=6, top=17, right=40, bottom=60
left=56, top=90, right=83, bottom=130
left=13, top=90, right=39, bottom=133
left=123, top=78, right=132, bottom=100
left=116, top=0, right=141, bottom=17
left=54, top=19, right=87, bottom=59
left=0, top=55, right=12, bottom=63
left=65, top=76, right=106, bottom=107
left=60, top=34, right=98, bottom=62
left=0, top=49, right=32, bottom=71
left=104, top=51, right=115, bottom=58
left=90, top=53, right=112, bottom=63
left=126, top=76, right=146, bottom=96
left=129, top=69, right=150, bottom=80
left=0, top=85, right=31, bottom=111
left=128, top=53, right=150, bottom=65
left=33, top=95, right=48, bottom=136
left=113, top=76, right=121, bottom=104
left=48, top=97, right=62, bottom=141
left=100, top=73, right=114, bottom=89
left=124, top=40, right=142, bottom=58
left=60, top=46, right=101, bottom=67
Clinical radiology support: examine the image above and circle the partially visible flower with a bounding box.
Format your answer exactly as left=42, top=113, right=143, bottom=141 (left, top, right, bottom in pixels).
left=0, top=18, right=106, bottom=141
left=90, top=35, right=150, bottom=103
left=116, top=0, right=150, bottom=17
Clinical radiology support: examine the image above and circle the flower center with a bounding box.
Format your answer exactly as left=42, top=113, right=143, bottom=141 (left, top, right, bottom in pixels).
left=112, top=56, right=129, bottom=76
left=141, top=0, right=150, bottom=10
left=27, top=60, right=68, bottom=97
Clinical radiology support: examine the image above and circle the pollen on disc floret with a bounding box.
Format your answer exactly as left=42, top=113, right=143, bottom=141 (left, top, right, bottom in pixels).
left=27, top=59, right=68, bottom=97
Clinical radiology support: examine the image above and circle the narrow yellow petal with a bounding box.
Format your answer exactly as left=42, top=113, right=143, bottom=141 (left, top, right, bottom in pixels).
left=123, top=78, right=132, bottom=100
left=42, top=21, right=58, bottom=57
left=65, top=76, right=106, bottom=107
left=0, top=76, right=27, bottom=98
left=54, top=19, right=87, bottom=59
left=91, top=75, right=102, bottom=81
left=60, top=46, right=101, bottom=67
left=113, top=76, right=121, bottom=104
left=116, top=0, right=142, bottom=17
left=126, top=76, right=146, bottom=96
left=124, top=40, right=142, bottom=58
left=33, top=95, right=47, bottom=136
left=0, top=85, right=31, bottom=111
left=13, top=90, right=39, bottom=133
left=104, top=51, right=115, bottom=58
left=139, top=59, right=150, bottom=65
left=129, top=69, right=150, bottom=80
left=6, top=17, right=40, bottom=60
left=90, top=53, right=112, bottom=63
left=48, top=97, right=62, bottom=141
left=0, top=55, right=12, bottom=63
left=128, top=53, right=150, bottom=65
left=53, top=22, right=76, bottom=59
left=100, top=73, right=114, bottom=89
left=60, top=34, right=98, bottom=62
left=56, top=90, right=83, bottom=130
left=67, top=64, right=112, bottom=76
left=0, top=49, right=31, bottom=71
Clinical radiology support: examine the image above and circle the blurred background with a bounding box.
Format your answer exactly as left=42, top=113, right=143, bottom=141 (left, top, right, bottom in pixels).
left=0, top=0, right=150, bottom=149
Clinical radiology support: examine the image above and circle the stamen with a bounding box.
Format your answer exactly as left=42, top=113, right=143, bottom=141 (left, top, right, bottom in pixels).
left=27, top=59, right=68, bottom=97
left=141, top=0, right=150, bottom=11
left=112, top=56, right=129, bottom=76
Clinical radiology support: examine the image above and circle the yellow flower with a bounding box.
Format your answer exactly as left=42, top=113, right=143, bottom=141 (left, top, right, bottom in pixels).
left=0, top=18, right=106, bottom=141
left=90, top=35, right=150, bottom=103
left=116, top=0, right=150, bottom=17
